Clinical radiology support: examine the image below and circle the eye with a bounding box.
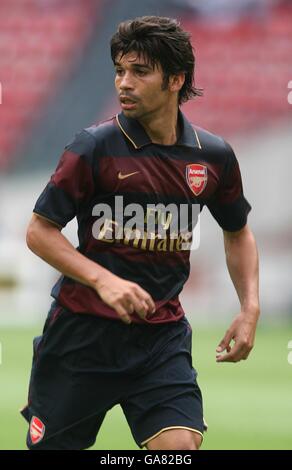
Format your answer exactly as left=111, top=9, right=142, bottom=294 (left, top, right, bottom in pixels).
left=115, top=68, right=124, bottom=76
left=136, top=69, right=147, bottom=76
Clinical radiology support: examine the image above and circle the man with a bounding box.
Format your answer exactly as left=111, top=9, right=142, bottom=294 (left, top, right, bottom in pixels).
left=20, top=16, right=260, bottom=450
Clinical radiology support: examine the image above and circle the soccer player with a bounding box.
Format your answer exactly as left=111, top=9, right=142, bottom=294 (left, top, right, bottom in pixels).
left=20, top=16, right=260, bottom=450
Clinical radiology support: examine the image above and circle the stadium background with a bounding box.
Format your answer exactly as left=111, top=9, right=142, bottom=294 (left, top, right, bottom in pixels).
left=0, top=0, right=291, bottom=450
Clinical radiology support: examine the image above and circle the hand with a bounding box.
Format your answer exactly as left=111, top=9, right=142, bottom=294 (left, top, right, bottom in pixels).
left=94, top=272, right=156, bottom=324
left=216, top=311, right=259, bottom=363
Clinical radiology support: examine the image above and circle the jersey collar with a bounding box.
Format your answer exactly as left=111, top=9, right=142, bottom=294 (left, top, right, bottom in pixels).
left=116, top=110, right=201, bottom=150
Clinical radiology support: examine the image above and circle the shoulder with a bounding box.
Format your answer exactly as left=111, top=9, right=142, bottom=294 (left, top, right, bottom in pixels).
left=84, top=115, right=120, bottom=145
left=193, top=125, right=232, bottom=156
left=65, top=116, right=119, bottom=158
left=191, top=124, right=238, bottom=172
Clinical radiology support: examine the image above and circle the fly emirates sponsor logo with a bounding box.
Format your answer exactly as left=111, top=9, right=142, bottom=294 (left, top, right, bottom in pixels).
left=91, top=196, right=200, bottom=252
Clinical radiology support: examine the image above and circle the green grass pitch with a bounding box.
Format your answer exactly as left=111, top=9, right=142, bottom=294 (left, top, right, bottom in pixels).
left=1, top=323, right=292, bottom=449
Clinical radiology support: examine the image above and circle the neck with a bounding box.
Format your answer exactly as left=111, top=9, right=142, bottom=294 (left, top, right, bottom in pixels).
left=138, top=104, right=179, bottom=146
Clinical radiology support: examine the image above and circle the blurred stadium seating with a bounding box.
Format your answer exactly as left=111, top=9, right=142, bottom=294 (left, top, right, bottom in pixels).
left=182, top=2, right=292, bottom=137
left=0, top=0, right=100, bottom=170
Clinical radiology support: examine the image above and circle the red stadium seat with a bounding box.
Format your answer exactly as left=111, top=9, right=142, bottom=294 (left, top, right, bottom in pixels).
left=0, top=0, right=99, bottom=169
left=181, top=5, right=292, bottom=137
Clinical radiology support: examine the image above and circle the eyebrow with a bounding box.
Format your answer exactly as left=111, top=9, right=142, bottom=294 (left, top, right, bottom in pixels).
left=114, top=62, right=152, bottom=70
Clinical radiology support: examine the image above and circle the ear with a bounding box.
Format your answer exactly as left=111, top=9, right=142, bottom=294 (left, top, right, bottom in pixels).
left=169, top=73, right=185, bottom=93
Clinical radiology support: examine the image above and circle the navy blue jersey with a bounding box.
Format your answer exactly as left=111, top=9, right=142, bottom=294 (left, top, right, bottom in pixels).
left=33, top=111, right=251, bottom=323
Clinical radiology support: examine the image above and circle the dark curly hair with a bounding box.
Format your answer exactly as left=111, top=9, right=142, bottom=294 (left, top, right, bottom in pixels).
left=110, top=16, right=203, bottom=105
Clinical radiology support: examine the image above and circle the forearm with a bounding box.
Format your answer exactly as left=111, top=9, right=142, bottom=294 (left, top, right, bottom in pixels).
left=26, top=214, right=155, bottom=323
left=26, top=214, right=109, bottom=290
left=223, top=225, right=260, bottom=317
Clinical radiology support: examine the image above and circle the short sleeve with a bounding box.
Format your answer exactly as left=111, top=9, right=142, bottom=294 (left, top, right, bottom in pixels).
left=206, top=141, right=251, bottom=231
left=33, top=130, right=96, bottom=228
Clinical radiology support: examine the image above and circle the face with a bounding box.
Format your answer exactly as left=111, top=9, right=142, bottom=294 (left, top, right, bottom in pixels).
left=114, top=51, right=180, bottom=120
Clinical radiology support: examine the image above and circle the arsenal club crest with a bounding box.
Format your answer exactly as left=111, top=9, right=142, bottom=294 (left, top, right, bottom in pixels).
left=186, top=164, right=208, bottom=196
left=30, top=416, right=45, bottom=445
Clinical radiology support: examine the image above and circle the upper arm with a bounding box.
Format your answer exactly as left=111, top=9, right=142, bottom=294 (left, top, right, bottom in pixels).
left=26, top=213, right=62, bottom=250
left=27, top=213, right=62, bottom=241
left=223, top=223, right=249, bottom=240
left=223, top=224, right=256, bottom=254
left=29, top=213, right=63, bottom=231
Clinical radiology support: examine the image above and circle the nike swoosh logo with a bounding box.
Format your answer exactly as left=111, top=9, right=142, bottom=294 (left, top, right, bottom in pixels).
left=118, top=171, right=140, bottom=180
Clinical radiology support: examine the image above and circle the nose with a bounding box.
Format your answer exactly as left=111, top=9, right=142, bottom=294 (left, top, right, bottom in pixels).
left=119, top=71, right=134, bottom=91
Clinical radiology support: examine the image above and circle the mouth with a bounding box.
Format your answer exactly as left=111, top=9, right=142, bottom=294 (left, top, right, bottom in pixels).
left=119, top=95, right=138, bottom=111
